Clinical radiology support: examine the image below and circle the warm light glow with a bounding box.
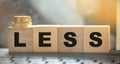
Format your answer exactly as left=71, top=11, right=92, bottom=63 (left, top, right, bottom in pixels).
left=117, top=0, right=120, bottom=50
left=76, top=0, right=116, bottom=33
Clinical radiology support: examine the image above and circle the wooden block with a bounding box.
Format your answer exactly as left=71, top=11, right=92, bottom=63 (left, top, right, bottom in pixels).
left=117, top=1, right=120, bottom=50
left=83, top=25, right=110, bottom=53
left=58, top=25, right=83, bottom=52
left=8, top=27, right=33, bottom=52
left=33, top=25, right=58, bottom=52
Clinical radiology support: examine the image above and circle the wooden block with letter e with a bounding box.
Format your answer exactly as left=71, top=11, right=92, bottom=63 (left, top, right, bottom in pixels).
left=83, top=25, right=110, bottom=53
left=33, top=25, right=58, bottom=52
left=8, top=26, right=33, bottom=52
left=58, top=25, right=83, bottom=52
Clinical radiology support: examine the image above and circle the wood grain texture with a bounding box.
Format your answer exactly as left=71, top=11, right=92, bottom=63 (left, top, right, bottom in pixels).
left=83, top=25, right=110, bottom=53
left=8, top=26, right=33, bottom=52
left=58, top=25, right=83, bottom=52
left=33, top=25, right=58, bottom=52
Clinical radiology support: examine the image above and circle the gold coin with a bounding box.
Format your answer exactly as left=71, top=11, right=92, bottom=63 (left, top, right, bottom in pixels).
left=12, top=16, right=32, bottom=27
left=12, top=22, right=32, bottom=27
left=13, top=16, right=32, bottom=23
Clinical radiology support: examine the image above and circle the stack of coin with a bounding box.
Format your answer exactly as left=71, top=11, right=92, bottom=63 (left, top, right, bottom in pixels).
left=12, top=16, right=32, bottom=27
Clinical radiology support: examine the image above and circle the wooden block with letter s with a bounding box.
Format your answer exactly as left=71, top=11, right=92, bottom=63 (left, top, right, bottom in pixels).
left=83, top=25, right=110, bottom=53
left=8, top=26, right=34, bottom=52
left=33, top=25, right=58, bottom=52
left=58, top=25, right=83, bottom=52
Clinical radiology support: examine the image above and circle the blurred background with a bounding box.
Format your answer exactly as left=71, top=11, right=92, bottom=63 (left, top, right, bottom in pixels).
left=0, top=0, right=117, bottom=49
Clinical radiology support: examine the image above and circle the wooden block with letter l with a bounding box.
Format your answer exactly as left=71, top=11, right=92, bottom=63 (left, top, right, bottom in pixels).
left=8, top=26, right=33, bottom=52
left=33, top=25, right=58, bottom=52
left=58, top=25, right=83, bottom=52
left=83, top=25, right=110, bottom=53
